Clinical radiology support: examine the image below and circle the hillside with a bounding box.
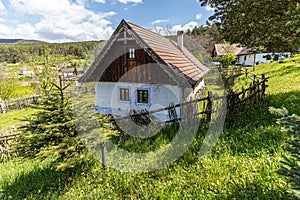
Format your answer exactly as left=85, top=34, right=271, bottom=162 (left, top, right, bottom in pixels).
left=0, top=39, right=44, bottom=44
left=0, top=56, right=299, bottom=199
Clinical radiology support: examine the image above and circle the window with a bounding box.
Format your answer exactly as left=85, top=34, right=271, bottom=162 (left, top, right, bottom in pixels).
left=128, top=48, right=135, bottom=59
left=137, top=89, right=148, bottom=104
left=120, top=88, right=129, bottom=101
left=244, top=56, right=247, bottom=61
left=266, top=54, right=272, bottom=60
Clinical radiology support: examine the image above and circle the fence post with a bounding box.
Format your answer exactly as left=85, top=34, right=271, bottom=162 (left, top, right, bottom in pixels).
left=100, top=142, right=106, bottom=169
left=245, top=68, right=248, bottom=78
left=206, top=92, right=213, bottom=123
left=262, top=74, right=266, bottom=97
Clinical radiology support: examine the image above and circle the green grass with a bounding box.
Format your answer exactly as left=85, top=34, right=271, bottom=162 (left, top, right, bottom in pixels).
left=0, top=109, right=37, bottom=131
left=3, top=63, right=23, bottom=74
left=0, top=55, right=300, bottom=199
left=250, top=55, right=300, bottom=114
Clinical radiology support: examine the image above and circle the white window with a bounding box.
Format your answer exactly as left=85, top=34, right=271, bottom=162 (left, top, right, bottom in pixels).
left=137, top=89, right=148, bottom=104
left=120, top=88, right=129, bottom=101
left=129, top=48, right=135, bottom=59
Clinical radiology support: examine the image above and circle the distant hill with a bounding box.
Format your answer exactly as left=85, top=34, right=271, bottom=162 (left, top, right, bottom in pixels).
left=0, top=39, right=44, bottom=44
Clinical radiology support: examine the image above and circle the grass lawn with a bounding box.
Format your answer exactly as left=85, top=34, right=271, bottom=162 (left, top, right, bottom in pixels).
left=0, top=109, right=37, bottom=131
left=0, top=55, right=299, bottom=199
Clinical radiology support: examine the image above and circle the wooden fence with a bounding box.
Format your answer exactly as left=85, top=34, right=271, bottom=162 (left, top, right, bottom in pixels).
left=5, top=95, right=40, bottom=110
left=112, top=68, right=268, bottom=125
left=227, top=68, right=268, bottom=113
left=111, top=91, right=227, bottom=130
left=1, top=95, right=41, bottom=113
left=0, top=126, right=20, bottom=156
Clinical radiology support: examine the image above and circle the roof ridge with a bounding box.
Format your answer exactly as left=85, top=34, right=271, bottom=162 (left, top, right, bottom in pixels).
left=125, top=20, right=171, bottom=39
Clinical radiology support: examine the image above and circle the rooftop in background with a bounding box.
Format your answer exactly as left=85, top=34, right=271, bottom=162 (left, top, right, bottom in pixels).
left=213, top=43, right=250, bottom=56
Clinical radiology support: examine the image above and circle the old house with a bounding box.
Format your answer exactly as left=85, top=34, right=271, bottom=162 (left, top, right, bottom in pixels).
left=18, top=66, right=34, bottom=75
left=62, top=67, right=84, bottom=80
left=213, top=43, right=291, bottom=66
left=80, top=20, right=210, bottom=121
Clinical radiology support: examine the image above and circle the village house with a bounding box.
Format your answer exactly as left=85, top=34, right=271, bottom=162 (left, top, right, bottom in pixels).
left=80, top=20, right=210, bottom=122
left=18, top=66, right=34, bottom=75
left=18, top=65, right=43, bottom=76
left=61, top=67, right=84, bottom=80
left=213, top=43, right=291, bottom=66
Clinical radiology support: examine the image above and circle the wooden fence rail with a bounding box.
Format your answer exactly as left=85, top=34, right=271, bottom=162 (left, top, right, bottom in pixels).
left=0, top=125, right=20, bottom=156
left=3, top=95, right=41, bottom=112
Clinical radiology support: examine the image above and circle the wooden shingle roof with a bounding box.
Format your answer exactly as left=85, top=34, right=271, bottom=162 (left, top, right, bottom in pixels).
left=80, top=20, right=210, bottom=87
left=214, top=43, right=251, bottom=56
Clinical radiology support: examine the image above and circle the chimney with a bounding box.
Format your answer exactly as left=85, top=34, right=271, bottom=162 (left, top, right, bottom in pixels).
left=177, top=31, right=184, bottom=50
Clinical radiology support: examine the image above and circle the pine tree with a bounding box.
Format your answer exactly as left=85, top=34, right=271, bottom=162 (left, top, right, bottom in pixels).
left=269, top=107, right=300, bottom=192
left=14, top=77, right=87, bottom=178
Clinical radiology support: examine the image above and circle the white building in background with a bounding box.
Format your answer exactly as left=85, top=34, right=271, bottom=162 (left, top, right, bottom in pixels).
left=213, top=43, right=291, bottom=66
left=18, top=67, right=34, bottom=75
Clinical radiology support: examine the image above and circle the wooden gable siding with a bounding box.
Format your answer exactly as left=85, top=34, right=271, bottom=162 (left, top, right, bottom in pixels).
left=93, top=31, right=178, bottom=85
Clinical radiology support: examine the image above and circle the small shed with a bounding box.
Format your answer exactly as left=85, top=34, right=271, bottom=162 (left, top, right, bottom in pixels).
left=80, top=20, right=210, bottom=121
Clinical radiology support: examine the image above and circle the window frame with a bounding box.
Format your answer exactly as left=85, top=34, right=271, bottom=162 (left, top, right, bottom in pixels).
left=137, top=89, right=149, bottom=104
left=119, top=88, right=130, bottom=102
left=128, top=48, right=136, bottom=60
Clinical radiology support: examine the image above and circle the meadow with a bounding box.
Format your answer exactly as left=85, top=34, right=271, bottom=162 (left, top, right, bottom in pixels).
left=0, top=55, right=299, bottom=199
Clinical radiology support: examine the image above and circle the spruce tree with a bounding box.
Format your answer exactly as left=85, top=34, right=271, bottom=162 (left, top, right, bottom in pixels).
left=14, top=77, right=87, bottom=177
left=270, top=107, right=300, bottom=192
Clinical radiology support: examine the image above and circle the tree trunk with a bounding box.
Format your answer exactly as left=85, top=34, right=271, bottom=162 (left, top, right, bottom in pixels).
left=253, top=53, right=257, bottom=71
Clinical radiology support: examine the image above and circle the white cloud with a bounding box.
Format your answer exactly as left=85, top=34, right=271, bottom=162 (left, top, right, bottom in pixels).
left=0, top=0, right=6, bottom=15
left=94, top=0, right=106, bottom=3
left=151, top=19, right=170, bottom=25
left=118, top=0, right=143, bottom=4
left=196, top=14, right=202, bottom=20
left=152, top=21, right=198, bottom=36
left=3, top=0, right=117, bottom=42
left=205, top=5, right=214, bottom=12
left=0, top=24, right=10, bottom=35
left=171, top=21, right=198, bottom=32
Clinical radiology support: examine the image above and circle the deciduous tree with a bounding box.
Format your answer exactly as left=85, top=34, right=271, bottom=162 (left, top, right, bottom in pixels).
left=199, top=0, right=300, bottom=52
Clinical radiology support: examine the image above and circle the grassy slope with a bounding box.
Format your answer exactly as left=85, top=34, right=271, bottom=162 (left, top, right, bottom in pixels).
left=1, top=56, right=300, bottom=199
left=0, top=109, right=37, bottom=131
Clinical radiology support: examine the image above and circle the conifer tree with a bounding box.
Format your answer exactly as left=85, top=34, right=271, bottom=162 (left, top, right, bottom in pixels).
left=14, top=77, right=87, bottom=178
left=270, top=107, right=300, bottom=191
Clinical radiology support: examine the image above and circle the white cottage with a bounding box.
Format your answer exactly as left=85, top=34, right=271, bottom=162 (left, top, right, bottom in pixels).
left=80, top=20, right=210, bottom=122
left=213, top=43, right=291, bottom=66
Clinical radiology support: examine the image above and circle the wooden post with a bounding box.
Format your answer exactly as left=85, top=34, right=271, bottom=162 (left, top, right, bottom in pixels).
left=206, top=92, right=213, bottom=123
left=245, top=68, right=248, bottom=78
left=253, top=74, right=257, bottom=103
left=262, top=74, right=266, bottom=96
left=100, top=142, right=106, bottom=168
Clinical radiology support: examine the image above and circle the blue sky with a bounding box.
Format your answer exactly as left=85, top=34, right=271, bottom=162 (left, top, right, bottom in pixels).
left=0, top=0, right=214, bottom=42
